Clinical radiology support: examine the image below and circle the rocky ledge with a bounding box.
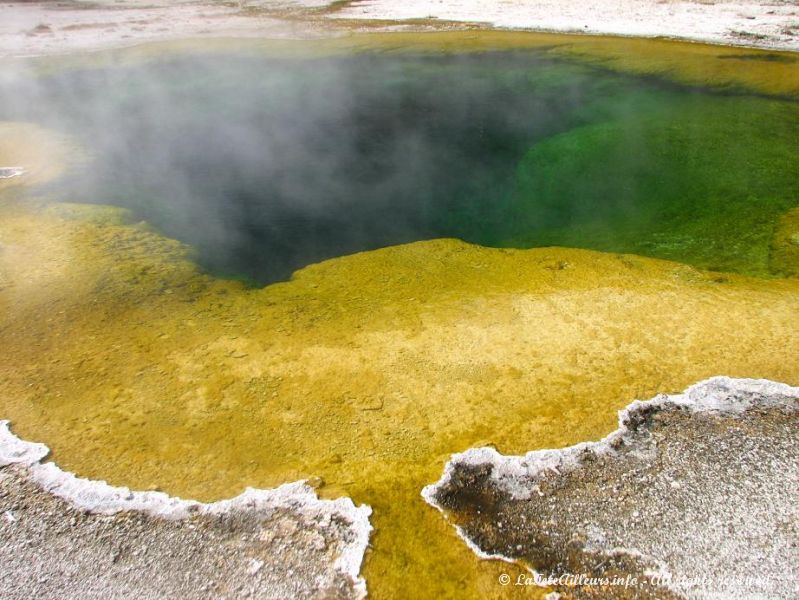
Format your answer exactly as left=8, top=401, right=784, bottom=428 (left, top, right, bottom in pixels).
left=424, top=377, right=799, bottom=599
left=0, top=421, right=372, bottom=600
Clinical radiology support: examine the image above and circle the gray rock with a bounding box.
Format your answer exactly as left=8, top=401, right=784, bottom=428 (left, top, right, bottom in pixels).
left=424, top=377, right=799, bottom=599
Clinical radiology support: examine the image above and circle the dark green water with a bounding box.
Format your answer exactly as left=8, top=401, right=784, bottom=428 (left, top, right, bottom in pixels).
left=3, top=50, right=798, bottom=283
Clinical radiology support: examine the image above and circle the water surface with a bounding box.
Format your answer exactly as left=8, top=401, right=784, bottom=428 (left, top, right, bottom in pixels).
left=2, top=48, right=797, bottom=282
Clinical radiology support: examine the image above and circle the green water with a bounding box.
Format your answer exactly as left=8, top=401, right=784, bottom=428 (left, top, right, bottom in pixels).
left=2, top=49, right=797, bottom=282
left=509, top=96, right=799, bottom=275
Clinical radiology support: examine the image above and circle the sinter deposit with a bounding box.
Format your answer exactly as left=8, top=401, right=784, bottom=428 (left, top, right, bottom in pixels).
left=0, top=421, right=372, bottom=600
left=424, top=377, right=799, bottom=599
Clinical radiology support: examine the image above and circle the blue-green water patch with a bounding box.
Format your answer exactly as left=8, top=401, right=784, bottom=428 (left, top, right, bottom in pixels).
left=1, top=49, right=797, bottom=283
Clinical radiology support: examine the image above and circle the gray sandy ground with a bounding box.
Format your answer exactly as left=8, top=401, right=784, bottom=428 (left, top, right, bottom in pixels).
left=426, top=379, right=799, bottom=599
left=0, top=463, right=365, bottom=599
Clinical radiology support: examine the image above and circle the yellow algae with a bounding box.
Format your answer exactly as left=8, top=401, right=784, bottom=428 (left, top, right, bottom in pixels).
left=1, top=189, right=799, bottom=598
left=544, top=34, right=799, bottom=98
left=0, top=122, right=77, bottom=191
left=1, top=32, right=799, bottom=598
left=17, top=30, right=799, bottom=99
left=343, top=30, right=799, bottom=97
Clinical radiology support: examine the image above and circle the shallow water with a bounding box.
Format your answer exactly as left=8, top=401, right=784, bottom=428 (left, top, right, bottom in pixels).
left=1, top=33, right=799, bottom=600
left=2, top=46, right=798, bottom=282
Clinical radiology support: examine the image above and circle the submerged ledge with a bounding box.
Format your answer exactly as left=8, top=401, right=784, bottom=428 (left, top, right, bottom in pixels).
left=423, top=377, right=799, bottom=599
left=0, top=421, right=372, bottom=599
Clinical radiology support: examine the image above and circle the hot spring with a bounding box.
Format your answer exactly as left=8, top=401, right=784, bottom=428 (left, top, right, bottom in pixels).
left=2, top=42, right=798, bottom=283
left=1, top=33, right=798, bottom=600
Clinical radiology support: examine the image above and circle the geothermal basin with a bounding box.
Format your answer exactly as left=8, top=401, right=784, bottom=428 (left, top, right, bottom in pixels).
left=0, top=32, right=798, bottom=599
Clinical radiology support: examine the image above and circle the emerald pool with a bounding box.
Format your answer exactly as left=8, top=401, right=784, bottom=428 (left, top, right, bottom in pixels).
left=2, top=48, right=797, bottom=283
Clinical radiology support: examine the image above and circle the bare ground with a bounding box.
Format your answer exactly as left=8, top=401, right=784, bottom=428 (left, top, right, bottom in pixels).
left=0, top=422, right=372, bottom=600
left=425, top=378, right=799, bottom=599
left=1, top=0, right=798, bottom=58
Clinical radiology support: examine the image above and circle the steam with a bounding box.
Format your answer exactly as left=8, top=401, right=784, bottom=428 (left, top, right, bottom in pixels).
left=0, top=48, right=749, bottom=283
left=0, top=51, right=587, bottom=282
